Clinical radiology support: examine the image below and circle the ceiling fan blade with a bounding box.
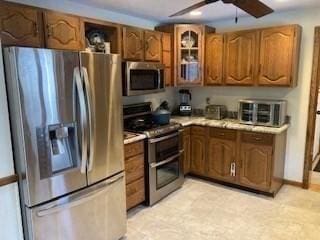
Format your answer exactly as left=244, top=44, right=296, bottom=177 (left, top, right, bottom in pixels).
left=169, top=0, right=218, bottom=17
left=226, top=0, right=274, bottom=18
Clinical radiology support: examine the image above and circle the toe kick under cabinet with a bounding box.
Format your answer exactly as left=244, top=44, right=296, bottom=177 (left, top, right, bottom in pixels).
left=183, top=126, right=287, bottom=196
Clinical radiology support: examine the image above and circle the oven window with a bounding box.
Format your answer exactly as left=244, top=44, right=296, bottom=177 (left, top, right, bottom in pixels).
left=130, top=69, right=159, bottom=90
left=156, top=159, right=179, bottom=189
left=155, top=135, right=179, bottom=162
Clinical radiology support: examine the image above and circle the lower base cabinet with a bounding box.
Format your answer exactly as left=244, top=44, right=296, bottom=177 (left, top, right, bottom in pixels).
left=182, top=126, right=287, bottom=195
left=124, top=141, right=145, bottom=210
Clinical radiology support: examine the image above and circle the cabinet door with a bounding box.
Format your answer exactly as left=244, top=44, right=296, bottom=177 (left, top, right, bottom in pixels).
left=145, top=30, right=162, bottom=62
left=205, top=34, right=224, bottom=85
left=190, top=134, right=206, bottom=175
left=0, top=2, right=43, bottom=47
left=162, top=32, right=173, bottom=86
left=176, top=25, right=204, bottom=86
left=258, top=26, right=298, bottom=86
left=182, top=129, right=191, bottom=174
left=207, top=138, right=236, bottom=183
left=122, top=27, right=144, bottom=61
left=239, top=143, right=272, bottom=190
left=44, top=11, right=83, bottom=50
left=224, top=31, right=258, bottom=85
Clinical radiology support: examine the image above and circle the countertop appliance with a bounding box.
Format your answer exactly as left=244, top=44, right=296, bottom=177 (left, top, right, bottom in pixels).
left=205, top=105, right=227, bottom=120
left=238, top=99, right=287, bottom=127
left=123, top=102, right=184, bottom=205
left=4, top=47, right=126, bottom=240
left=122, top=61, right=165, bottom=96
left=179, top=89, right=192, bottom=116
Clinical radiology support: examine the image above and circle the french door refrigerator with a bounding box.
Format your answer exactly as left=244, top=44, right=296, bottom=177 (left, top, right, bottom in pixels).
left=3, top=47, right=126, bottom=240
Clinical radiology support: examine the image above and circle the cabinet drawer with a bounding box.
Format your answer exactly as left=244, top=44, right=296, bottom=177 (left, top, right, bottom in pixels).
left=125, top=141, right=144, bottom=159
left=210, top=128, right=236, bottom=141
left=191, top=126, right=206, bottom=136
left=241, top=132, right=274, bottom=145
left=126, top=178, right=145, bottom=210
left=125, top=154, right=144, bottom=184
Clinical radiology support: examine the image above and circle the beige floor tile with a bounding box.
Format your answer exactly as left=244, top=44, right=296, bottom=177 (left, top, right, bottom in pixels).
left=125, top=177, right=320, bottom=240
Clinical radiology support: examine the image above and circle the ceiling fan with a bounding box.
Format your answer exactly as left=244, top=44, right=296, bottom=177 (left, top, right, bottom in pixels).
left=169, top=0, right=274, bottom=18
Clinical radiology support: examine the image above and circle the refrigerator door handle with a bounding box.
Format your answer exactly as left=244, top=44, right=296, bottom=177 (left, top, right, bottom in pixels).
left=74, top=67, right=88, bottom=174
left=36, top=172, right=124, bottom=217
left=81, top=66, right=95, bottom=172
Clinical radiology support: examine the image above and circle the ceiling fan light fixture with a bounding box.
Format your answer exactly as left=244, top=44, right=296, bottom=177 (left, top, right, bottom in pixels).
left=190, top=10, right=202, bottom=16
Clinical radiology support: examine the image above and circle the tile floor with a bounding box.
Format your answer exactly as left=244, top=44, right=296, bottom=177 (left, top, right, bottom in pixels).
left=124, top=177, right=320, bottom=240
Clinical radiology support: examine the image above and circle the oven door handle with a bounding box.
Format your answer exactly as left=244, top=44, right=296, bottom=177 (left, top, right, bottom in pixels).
left=149, top=132, right=179, bottom=144
left=150, top=150, right=184, bottom=168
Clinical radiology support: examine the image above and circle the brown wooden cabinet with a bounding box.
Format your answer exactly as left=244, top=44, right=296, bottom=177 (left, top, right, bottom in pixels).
left=205, top=34, right=224, bottom=85
left=44, top=11, right=84, bottom=50
left=124, top=141, right=145, bottom=210
left=145, top=30, right=162, bottom=61
left=258, top=25, right=301, bottom=87
left=161, top=32, right=173, bottom=86
left=224, top=30, right=258, bottom=86
left=190, top=126, right=206, bottom=176
left=207, top=128, right=236, bottom=183
left=122, top=27, right=162, bottom=61
left=239, top=143, right=272, bottom=191
left=182, top=127, right=191, bottom=174
left=122, top=26, right=144, bottom=61
left=183, top=126, right=287, bottom=196
left=0, top=1, right=43, bottom=47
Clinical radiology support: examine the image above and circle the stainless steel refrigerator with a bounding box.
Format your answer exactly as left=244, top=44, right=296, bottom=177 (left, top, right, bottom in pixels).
left=3, top=47, right=126, bottom=240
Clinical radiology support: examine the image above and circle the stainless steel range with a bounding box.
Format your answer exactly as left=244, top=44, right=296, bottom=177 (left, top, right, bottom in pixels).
left=123, top=103, right=184, bottom=205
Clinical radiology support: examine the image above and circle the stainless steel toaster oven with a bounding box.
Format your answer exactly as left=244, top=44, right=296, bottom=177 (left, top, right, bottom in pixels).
left=238, top=99, right=287, bottom=127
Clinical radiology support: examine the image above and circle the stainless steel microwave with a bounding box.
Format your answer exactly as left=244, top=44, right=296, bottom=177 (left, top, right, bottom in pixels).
left=122, top=61, right=165, bottom=96
left=238, top=99, right=287, bottom=127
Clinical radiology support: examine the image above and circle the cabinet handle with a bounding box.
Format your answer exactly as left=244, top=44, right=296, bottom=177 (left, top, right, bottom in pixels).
left=47, top=25, right=52, bottom=37
left=145, top=41, right=149, bottom=51
left=33, top=23, right=39, bottom=36
left=254, top=137, right=262, bottom=141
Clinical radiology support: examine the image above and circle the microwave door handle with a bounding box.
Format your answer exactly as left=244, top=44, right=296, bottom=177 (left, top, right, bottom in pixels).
left=158, top=69, right=161, bottom=89
left=74, top=67, right=88, bottom=174
left=81, top=67, right=95, bottom=172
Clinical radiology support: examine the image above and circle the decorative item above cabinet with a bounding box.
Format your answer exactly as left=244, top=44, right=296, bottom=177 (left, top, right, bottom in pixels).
left=156, top=24, right=216, bottom=87
left=122, top=26, right=162, bottom=62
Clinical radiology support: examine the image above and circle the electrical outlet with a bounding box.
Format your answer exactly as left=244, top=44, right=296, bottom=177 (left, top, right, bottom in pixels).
left=206, top=97, right=211, bottom=105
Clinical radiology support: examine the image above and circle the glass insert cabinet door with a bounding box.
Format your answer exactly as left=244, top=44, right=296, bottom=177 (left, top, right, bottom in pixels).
left=176, top=25, right=204, bottom=85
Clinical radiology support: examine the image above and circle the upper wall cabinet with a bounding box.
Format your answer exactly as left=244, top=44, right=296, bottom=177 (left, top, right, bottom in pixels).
left=161, top=32, right=173, bottom=86
left=44, top=11, right=84, bottom=50
left=205, top=34, right=224, bottom=85
left=0, top=1, right=43, bottom=47
left=156, top=24, right=215, bottom=87
left=258, top=25, right=301, bottom=87
left=224, top=30, right=258, bottom=86
left=144, top=30, right=162, bottom=61
left=122, top=26, right=144, bottom=61
left=122, top=27, right=162, bottom=61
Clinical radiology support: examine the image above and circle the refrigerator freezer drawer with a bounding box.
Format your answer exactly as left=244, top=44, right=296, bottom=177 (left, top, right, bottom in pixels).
left=26, top=173, right=126, bottom=240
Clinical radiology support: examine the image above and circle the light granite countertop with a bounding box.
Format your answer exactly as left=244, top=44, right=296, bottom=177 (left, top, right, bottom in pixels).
left=124, top=131, right=146, bottom=145
left=170, top=116, right=289, bottom=134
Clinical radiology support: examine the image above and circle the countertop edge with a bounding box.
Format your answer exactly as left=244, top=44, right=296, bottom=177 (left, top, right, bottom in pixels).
left=124, top=134, right=146, bottom=145
left=171, top=117, right=289, bottom=135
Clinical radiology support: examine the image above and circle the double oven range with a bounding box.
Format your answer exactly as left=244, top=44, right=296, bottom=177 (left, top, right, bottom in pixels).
left=124, top=103, right=184, bottom=205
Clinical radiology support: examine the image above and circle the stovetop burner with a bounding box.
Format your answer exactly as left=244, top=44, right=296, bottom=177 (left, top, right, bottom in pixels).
left=123, top=102, right=181, bottom=138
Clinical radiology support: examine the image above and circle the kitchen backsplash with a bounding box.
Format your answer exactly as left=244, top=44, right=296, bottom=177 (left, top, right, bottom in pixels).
left=122, top=87, right=177, bottom=111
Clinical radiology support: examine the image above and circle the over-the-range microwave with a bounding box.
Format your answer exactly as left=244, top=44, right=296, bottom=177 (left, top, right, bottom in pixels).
left=122, top=61, right=165, bottom=96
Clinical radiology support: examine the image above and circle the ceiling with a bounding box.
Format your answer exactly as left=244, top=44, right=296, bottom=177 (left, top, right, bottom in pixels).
left=69, top=0, right=320, bottom=23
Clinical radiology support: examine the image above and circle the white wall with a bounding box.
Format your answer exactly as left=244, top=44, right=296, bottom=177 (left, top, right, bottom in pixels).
left=188, top=8, right=320, bottom=182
